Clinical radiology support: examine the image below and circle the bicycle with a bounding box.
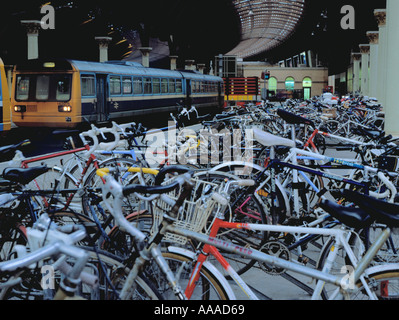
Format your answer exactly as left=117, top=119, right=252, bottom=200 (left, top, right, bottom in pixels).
left=97, top=166, right=399, bottom=300
left=0, top=212, right=98, bottom=300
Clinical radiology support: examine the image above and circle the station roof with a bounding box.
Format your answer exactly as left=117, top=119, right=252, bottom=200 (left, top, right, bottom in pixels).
left=226, top=0, right=306, bottom=59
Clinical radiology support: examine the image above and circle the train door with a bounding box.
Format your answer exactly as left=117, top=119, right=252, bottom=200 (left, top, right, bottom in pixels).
left=96, top=74, right=108, bottom=122
left=185, top=79, right=192, bottom=107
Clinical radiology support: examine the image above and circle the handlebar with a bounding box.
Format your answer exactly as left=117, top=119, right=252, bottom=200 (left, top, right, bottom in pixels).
left=98, top=122, right=121, bottom=151
left=97, top=167, right=194, bottom=244
left=79, top=125, right=100, bottom=157
left=0, top=213, right=98, bottom=293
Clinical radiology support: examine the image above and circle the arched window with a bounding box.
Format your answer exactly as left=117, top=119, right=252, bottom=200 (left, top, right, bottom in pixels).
left=268, top=77, right=277, bottom=93
left=285, top=77, right=295, bottom=91
left=303, top=77, right=312, bottom=88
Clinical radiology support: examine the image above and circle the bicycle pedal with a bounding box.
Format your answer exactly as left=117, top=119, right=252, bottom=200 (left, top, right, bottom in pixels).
left=298, top=256, right=309, bottom=265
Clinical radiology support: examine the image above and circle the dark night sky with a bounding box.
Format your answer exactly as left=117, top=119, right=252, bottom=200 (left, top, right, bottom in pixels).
left=0, top=0, right=387, bottom=74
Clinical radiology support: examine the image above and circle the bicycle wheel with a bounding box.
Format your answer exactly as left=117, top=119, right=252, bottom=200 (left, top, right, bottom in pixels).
left=25, top=165, right=78, bottom=212
left=324, top=120, right=346, bottom=137
left=145, top=251, right=231, bottom=300
left=0, top=215, right=27, bottom=261
left=195, top=169, right=275, bottom=275
left=81, top=157, right=146, bottom=219
left=80, top=247, right=163, bottom=300
left=316, top=233, right=364, bottom=300
left=102, top=212, right=153, bottom=257
left=351, top=267, right=399, bottom=300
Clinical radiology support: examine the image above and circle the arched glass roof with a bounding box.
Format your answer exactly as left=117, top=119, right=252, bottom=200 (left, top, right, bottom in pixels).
left=226, top=0, right=306, bottom=59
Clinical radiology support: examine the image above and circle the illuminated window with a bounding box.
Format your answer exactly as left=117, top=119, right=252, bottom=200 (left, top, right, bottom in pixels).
left=268, top=77, right=277, bottom=93
left=303, top=77, right=312, bottom=88
left=285, top=77, right=295, bottom=91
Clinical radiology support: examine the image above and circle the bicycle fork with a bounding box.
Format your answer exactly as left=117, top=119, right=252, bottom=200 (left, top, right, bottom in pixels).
left=120, top=243, right=187, bottom=300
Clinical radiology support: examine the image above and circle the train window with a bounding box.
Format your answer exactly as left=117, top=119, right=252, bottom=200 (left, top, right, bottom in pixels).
left=153, top=78, right=160, bottom=94
left=36, top=75, right=50, bottom=100
left=161, top=79, right=168, bottom=94
left=169, top=79, right=175, bottom=93
left=133, top=77, right=143, bottom=94
left=110, top=76, right=121, bottom=95
left=123, top=77, right=132, bottom=95
left=81, top=75, right=96, bottom=96
left=143, top=78, right=152, bottom=94
left=16, top=75, right=30, bottom=101
left=176, top=79, right=183, bottom=93
left=55, top=75, right=71, bottom=101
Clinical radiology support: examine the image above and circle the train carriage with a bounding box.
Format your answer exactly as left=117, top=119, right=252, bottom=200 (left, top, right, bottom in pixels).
left=11, top=59, right=224, bottom=128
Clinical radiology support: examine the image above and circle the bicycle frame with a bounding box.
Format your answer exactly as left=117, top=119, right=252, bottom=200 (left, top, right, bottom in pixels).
left=166, top=216, right=390, bottom=300
left=97, top=167, right=395, bottom=301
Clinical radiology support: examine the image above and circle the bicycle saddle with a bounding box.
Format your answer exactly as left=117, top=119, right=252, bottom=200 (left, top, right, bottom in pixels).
left=352, top=127, right=384, bottom=140
left=319, top=200, right=372, bottom=230
left=2, top=166, right=49, bottom=185
left=253, top=128, right=295, bottom=148
left=341, top=189, right=399, bottom=228
left=277, top=109, right=315, bottom=128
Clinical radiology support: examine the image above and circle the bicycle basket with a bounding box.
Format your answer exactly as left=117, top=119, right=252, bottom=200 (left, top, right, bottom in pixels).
left=151, top=177, right=227, bottom=245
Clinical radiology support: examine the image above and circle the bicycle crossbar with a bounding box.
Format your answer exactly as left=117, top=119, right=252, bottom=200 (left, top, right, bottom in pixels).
left=166, top=224, right=342, bottom=288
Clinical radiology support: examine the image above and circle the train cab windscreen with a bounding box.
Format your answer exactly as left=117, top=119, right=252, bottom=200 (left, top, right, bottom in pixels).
left=15, top=74, right=72, bottom=102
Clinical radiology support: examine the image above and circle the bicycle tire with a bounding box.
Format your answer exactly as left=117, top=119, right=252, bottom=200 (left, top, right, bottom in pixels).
left=316, top=234, right=364, bottom=300
left=81, top=157, right=144, bottom=219
left=98, top=208, right=232, bottom=300
left=351, top=266, right=399, bottom=300
left=80, top=247, right=163, bottom=300
left=184, top=170, right=269, bottom=275
left=148, top=251, right=231, bottom=300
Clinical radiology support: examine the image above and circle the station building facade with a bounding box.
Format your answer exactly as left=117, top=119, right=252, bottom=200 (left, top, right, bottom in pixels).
left=238, top=61, right=329, bottom=101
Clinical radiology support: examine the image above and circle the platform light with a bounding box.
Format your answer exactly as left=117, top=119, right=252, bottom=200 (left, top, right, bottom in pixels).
left=43, top=62, right=56, bottom=68
left=58, top=105, right=72, bottom=112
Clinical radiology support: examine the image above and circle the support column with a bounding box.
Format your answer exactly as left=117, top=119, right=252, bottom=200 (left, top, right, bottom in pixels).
left=169, top=55, right=178, bottom=71
left=384, top=1, right=399, bottom=136
left=352, top=53, right=361, bottom=94
left=95, top=36, right=112, bottom=62
left=328, top=75, right=335, bottom=93
left=374, top=9, right=387, bottom=106
left=307, top=50, right=314, bottom=67
left=359, top=44, right=370, bottom=96
left=197, top=64, right=206, bottom=74
left=185, top=60, right=195, bottom=71
left=366, top=31, right=379, bottom=99
left=21, top=20, right=41, bottom=60
left=139, top=47, right=152, bottom=68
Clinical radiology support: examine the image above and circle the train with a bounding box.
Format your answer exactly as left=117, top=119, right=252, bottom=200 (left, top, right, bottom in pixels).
left=11, top=59, right=224, bottom=128
left=0, top=58, right=11, bottom=132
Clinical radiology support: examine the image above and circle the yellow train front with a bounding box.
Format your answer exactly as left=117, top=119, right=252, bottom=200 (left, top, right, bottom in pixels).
left=0, top=58, right=11, bottom=132
left=12, top=60, right=79, bottom=128
left=11, top=59, right=224, bottom=128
